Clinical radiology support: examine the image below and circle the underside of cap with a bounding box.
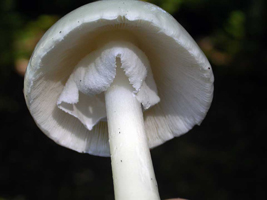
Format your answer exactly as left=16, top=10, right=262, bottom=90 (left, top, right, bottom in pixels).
left=24, top=0, right=214, bottom=156
left=57, top=39, right=160, bottom=131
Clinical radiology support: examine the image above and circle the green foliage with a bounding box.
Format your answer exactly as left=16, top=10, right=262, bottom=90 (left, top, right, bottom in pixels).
left=14, top=15, right=58, bottom=60
left=224, top=10, right=245, bottom=39
left=160, top=0, right=184, bottom=14
left=0, top=0, right=21, bottom=66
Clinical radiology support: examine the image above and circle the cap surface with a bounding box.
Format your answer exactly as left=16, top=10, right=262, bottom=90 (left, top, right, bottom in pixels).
left=24, top=0, right=214, bottom=156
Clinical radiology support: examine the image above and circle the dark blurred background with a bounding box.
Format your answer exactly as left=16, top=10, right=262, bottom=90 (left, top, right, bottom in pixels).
left=0, top=0, right=266, bottom=199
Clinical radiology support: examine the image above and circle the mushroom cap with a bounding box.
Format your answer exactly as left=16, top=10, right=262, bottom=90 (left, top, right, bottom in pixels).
left=24, top=0, right=214, bottom=156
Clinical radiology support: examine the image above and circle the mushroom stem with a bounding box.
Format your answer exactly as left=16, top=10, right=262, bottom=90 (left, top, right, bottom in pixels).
left=105, top=59, right=160, bottom=200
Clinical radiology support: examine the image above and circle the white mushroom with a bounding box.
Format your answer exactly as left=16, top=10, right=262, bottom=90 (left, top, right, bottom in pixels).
left=24, top=0, right=214, bottom=199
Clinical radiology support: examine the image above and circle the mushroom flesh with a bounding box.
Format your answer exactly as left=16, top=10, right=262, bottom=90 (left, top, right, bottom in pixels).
left=24, top=0, right=214, bottom=199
